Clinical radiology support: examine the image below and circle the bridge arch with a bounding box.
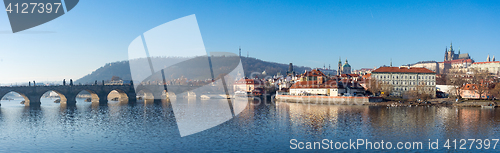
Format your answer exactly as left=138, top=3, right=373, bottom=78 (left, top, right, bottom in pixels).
left=107, top=89, right=129, bottom=101
left=76, top=90, right=99, bottom=102
left=137, top=89, right=155, bottom=100
left=0, top=91, right=30, bottom=104
left=40, top=90, right=68, bottom=104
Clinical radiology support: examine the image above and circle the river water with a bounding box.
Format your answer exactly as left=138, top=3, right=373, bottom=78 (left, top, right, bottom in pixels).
left=1, top=97, right=500, bottom=152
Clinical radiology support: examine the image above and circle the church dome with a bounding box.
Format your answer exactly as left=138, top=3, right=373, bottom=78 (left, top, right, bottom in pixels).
left=342, top=59, right=351, bottom=67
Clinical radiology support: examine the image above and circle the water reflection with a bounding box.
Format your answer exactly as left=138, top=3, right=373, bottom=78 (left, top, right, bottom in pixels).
left=1, top=98, right=500, bottom=152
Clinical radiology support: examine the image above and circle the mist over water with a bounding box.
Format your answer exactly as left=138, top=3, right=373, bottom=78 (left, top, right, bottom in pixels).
left=0, top=98, right=500, bottom=152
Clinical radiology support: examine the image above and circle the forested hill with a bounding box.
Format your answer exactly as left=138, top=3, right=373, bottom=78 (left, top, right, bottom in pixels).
left=75, top=56, right=311, bottom=84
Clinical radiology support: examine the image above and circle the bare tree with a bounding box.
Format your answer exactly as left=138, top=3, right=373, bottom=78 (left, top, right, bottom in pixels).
left=446, top=71, right=467, bottom=98
left=470, top=69, right=491, bottom=99
left=366, top=79, right=392, bottom=97
left=492, top=83, right=500, bottom=100
left=406, top=83, right=432, bottom=101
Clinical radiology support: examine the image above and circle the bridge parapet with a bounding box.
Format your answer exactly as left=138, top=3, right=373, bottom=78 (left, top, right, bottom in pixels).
left=0, top=85, right=136, bottom=106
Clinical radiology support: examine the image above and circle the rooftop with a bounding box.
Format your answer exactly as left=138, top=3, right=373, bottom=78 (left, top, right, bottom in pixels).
left=303, top=69, right=327, bottom=77
left=372, top=67, right=435, bottom=74
left=472, top=61, right=500, bottom=65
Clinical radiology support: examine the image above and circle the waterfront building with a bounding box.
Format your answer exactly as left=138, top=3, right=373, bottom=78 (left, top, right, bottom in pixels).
left=289, top=69, right=365, bottom=96
left=371, top=67, right=436, bottom=97
left=460, top=84, right=493, bottom=99
left=234, top=78, right=263, bottom=94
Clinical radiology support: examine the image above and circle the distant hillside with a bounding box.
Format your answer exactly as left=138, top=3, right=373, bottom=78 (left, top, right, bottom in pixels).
left=75, top=56, right=310, bottom=84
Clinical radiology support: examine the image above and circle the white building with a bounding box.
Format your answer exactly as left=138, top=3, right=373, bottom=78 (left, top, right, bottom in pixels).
left=372, top=67, right=436, bottom=97
left=470, top=61, right=500, bottom=75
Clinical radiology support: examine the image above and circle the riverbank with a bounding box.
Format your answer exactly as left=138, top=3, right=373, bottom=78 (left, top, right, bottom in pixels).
left=275, top=95, right=499, bottom=107
left=368, top=101, right=500, bottom=107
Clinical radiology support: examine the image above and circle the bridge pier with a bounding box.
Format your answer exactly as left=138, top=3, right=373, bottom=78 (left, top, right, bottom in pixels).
left=98, top=93, right=108, bottom=105
left=152, top=92, right=164, bottom=103
left=26, top=93, right=42, bottom=107
left=65, top=93, right=78, bottom=106
left=127, top=93, right=137, bottom=104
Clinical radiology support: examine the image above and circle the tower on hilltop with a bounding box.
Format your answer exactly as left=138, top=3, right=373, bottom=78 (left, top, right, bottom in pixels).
left=444, top=42, right=470, bottom=61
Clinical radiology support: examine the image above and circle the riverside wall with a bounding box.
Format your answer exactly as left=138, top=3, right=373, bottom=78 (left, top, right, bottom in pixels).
left=275, top=95, right=383, bottom=105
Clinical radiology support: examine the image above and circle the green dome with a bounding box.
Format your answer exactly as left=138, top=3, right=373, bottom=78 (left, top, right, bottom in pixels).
left=342, top=63, right=351, bottom=67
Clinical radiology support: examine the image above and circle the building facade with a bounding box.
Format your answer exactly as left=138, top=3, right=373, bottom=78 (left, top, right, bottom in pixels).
left=289, top=69, right=365, bottom=96
left=460, top=84, right=493, bottom=99
left=410, top=61, right=439, bottom=73
left=372, top=67, right=436, bottom=97
left=470, top=61, right=500, bottom=75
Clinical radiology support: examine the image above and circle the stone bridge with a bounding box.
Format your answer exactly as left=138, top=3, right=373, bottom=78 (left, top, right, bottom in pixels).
left=0, top=84, right=204, bottom=106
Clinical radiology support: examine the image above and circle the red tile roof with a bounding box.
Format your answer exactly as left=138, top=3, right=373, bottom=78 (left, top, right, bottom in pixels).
left=451, top=59, right=473, bottom=64
left=290, top=80, right=338, bottom=89
left=235, top=78, right=262, bottom=85
left=372, top=67, right=435, bottom=74
left=472, top=61, right=500, bottom=65
left=461, top=84, right=491, bottom=90
left=438, top=59, right=474, bottom=64
left=303, top=69, right=326, bottom=77
left=362, top=73, right=371, bottom=79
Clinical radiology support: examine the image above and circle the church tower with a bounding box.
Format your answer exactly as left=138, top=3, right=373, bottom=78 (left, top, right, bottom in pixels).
left=337, top=57, right=342, bottom=75
left=444, top=42, right=456, bottom=61
left=342, top=59, right=351, bottom=74
left=444, top=47, right=448, bottom=61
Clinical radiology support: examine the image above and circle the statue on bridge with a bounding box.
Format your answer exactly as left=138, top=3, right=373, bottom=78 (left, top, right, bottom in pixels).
left=33, top=81, right=36, bottom=86
left=95, top=80, right=97, bottom=85
left=63, top=79, right=66, bottom=86
left=29, top=81, right=31, bottom=86
left=70, top=79, right=73, bottom=86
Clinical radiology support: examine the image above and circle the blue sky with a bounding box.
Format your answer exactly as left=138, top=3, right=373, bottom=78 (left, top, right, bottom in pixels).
left=0, top=0, right=499, bottom=84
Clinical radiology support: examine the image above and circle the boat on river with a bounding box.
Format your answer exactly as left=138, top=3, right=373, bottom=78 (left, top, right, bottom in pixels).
left=481, top=105, right=495, bottom=109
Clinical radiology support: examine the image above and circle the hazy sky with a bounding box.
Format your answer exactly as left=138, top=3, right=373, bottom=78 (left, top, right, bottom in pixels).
left=0, top=0, right=499, bottom=84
